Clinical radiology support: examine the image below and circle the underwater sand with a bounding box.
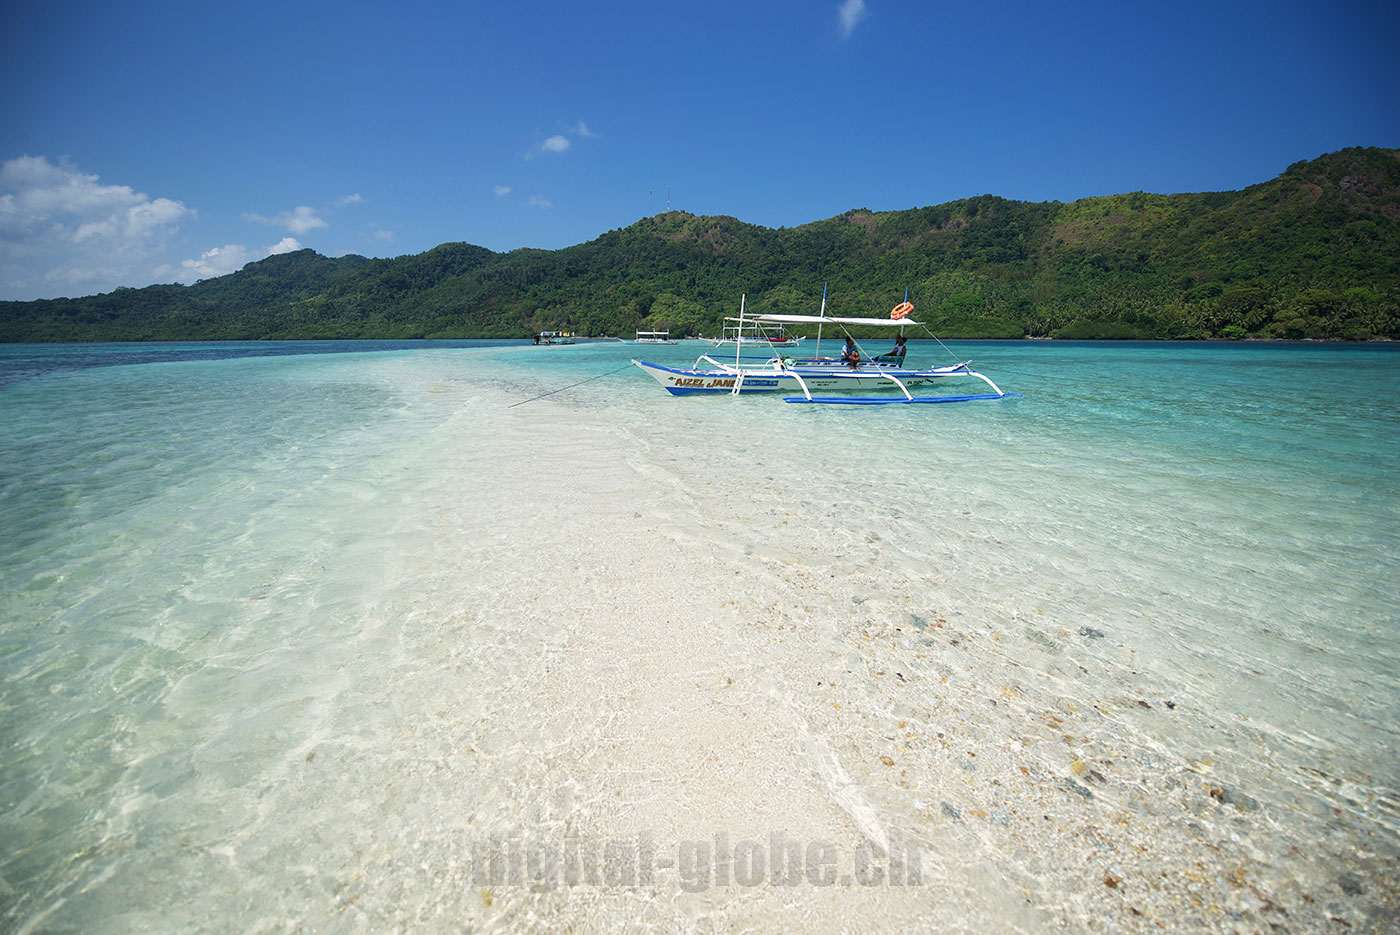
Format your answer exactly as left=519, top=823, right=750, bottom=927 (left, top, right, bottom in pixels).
left=1, top=340, right=1396, bottom=931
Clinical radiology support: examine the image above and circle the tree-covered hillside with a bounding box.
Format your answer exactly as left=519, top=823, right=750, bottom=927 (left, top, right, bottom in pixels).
left=2, top=147, right=1396, bottom=342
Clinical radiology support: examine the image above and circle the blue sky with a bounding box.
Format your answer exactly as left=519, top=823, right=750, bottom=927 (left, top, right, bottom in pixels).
left=1, top=0, right=1396, bottom=301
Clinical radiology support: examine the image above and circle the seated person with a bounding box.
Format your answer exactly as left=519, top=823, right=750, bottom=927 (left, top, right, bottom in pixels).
left=889, top=334, right=907, bottom=359
left=841, top=336, right=861, bottom=369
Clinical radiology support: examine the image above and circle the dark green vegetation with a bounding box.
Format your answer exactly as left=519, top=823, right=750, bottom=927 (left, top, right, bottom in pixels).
left=4, top=148, right=1397, bottom=342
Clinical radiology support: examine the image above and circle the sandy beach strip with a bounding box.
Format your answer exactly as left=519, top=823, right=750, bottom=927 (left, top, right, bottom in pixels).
left=253, top=378, right=1394, bottom=933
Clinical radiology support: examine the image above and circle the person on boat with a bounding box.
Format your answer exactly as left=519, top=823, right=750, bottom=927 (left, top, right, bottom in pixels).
left=841, top=336, right=861, bottom=369
left=889, top=334, right=907, bottom=359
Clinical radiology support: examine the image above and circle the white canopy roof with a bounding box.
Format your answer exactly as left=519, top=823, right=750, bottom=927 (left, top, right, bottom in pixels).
left=747, top=314, right=921, bottom=327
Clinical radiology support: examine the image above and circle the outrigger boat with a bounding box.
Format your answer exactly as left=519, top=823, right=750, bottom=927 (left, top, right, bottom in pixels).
left=709, top=318, right=804, bottom=349
left=631, top=330, right=677, bottom=345
left=631, top=293, right=1018, bottom=405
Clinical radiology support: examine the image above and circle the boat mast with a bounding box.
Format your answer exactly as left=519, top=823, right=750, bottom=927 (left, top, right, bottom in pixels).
left=816, top=282, right=827, bottom=358
left=736, top=294, right=745, bottom=369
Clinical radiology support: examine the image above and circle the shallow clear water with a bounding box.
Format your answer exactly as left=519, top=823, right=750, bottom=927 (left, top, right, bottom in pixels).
left=1, top=339, right=1396, bottom=932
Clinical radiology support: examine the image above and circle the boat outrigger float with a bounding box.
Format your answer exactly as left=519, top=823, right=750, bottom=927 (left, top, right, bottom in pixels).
left=631, top=293, right=1019, bottom=405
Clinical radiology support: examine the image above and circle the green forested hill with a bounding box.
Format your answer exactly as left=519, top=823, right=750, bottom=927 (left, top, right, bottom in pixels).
left=3, top=147, right=1396, bottom=342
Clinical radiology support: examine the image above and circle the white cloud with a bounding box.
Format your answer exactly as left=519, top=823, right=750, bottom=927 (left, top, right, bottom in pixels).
left=0, top=155, right=194, bottom=298
left=837, top=0, right=868, bottom=38
left=527, top=195, right=553, bottom=209
left=363, top=222, right=397, bottom=244
left=336, top=193, right=364, bottom=206
left=266, top=236, right=302, bottom=255
left=69, top=196, right=188, bottom=244
left=175, top=237, right=303, bottom=283
left=179, top=243, right=253, bottom=280
left=245, top=204, right=327, bottom=234
left=524, top=121, right=599, bottom=159
left=494, top=185, right=512, bottom=197
left=526, top=133, right=575, bottom=160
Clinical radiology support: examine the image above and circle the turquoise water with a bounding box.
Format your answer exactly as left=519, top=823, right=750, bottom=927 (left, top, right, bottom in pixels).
left=1, top=339, right=1396, bottom=931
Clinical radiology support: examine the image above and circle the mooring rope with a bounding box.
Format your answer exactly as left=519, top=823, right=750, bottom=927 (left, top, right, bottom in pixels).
left=507, top=362, right=635, bottom=408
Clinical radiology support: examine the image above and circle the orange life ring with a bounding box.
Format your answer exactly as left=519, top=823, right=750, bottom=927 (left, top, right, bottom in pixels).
left=890, top=301, right=913, bottom=320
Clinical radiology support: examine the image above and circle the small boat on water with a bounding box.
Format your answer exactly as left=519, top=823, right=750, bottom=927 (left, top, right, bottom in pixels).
left=632, top=293, right=1017, bottom=405
left=631, top=330, right=677, bottom=345
left=708, top=318, right=804, bottom=349
left=535, top=331, right=576, bottom=345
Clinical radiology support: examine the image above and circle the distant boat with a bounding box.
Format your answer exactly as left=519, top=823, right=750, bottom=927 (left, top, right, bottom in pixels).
left=534, top=331, right=575, bottom=345
left=708, top=319, right=804, bottom=349
left=631, top=330, right=677, bottom=345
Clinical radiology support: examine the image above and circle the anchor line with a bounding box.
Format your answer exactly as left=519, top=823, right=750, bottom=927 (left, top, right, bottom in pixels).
left=507, top=363, right=634, bottom=408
